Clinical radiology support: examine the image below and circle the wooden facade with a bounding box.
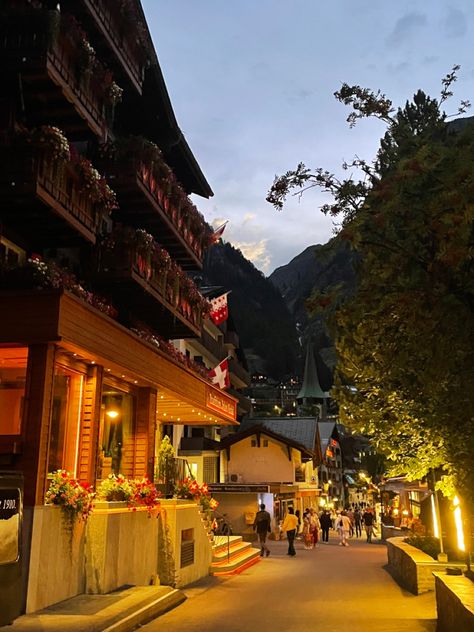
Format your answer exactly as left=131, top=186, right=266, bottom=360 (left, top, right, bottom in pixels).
left=0, top=0, right=236, bottom=514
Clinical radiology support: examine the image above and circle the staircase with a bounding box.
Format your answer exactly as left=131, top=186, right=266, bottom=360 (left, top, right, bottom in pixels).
left=209, top=535, right=261, bottom=576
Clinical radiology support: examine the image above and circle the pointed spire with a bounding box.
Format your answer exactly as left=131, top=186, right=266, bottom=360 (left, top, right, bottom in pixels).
left=297, top=342, right=330, bottom=401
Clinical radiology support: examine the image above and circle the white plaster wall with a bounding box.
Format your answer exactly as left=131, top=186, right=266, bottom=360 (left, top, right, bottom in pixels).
left=223, top=436, right=295, bottom=483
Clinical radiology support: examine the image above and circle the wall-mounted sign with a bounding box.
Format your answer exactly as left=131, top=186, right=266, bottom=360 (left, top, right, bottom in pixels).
left=0, top=488, right=20, bottom=565
left=208, top=484, right=270, bottom=493
left=206, top=388, right=236, bottom=420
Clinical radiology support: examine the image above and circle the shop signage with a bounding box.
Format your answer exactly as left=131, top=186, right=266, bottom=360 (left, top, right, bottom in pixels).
left=0, top=488, right=20, bottom=564
left=208, top=484, right=270, bottom=493
left=206, top=388, right=236, bottom=420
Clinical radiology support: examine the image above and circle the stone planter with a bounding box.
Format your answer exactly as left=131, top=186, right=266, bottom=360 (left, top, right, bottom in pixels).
left=85, top=501, right=159, bottom=594
left=434, top=572, right=474, bottom=631
left=386, top=537, right=466, bottom=595
left=26, top=505, right=86, bottom=612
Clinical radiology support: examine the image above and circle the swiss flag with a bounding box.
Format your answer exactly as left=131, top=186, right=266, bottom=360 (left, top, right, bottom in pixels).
left=209, top=293, right=229, bottom=326
left=209, top=358, right=230, bottom=389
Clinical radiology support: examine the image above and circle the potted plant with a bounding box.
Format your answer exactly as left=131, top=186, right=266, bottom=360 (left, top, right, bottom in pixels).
left=156, top=436, right=176, bottom=498
left=96, top=474, right=132, bottom=502
left=44, top=470, right=94, bottom=538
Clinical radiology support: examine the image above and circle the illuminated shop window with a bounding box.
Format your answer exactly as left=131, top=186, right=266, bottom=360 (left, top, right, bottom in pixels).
left=0, top=346, right=28, bottom=435
left=48, top=365, right=84, bottom=475
left=99, top=386, right=135, bottom=477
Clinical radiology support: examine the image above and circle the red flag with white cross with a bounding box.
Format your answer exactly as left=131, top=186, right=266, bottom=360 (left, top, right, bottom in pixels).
left=209, top=358, right=230, bottom=389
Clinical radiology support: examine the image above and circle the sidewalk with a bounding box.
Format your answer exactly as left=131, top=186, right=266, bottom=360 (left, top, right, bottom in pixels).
left=0, top=585, right=186, bottom=632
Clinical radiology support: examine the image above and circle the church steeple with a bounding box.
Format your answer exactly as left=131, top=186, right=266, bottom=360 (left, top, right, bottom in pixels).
left=297, top=342, right=329, bottom=402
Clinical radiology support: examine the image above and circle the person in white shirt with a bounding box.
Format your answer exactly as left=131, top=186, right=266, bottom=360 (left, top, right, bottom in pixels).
left=337, top=510, right=352, bottom=546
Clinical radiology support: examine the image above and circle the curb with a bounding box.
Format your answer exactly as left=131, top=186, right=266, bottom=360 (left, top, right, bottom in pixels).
left=103, top=589, right=186, bottom=632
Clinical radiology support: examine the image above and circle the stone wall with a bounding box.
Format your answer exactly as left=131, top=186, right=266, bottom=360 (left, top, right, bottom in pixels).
left=434, top=573, right=474, bottom=631
left=26, top=506, right=86, bottom=612
left=26, top=500, right=212, bottom=612
left=386, top=537, right=466, bottom=595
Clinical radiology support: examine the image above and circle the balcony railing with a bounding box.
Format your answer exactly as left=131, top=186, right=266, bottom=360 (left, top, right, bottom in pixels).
left=0, top=137, right=114, bottom=245
left=99, top=145, right=210, bottom=268
left=0, top=9, right=121, bottom=137
left=228, top=357, right=250, bottom=387
left=81, top=0, right=146, bottom=93
left=97, top=228, right=209, bottom=338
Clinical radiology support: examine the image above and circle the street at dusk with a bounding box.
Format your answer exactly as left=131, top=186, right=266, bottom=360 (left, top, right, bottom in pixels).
left=0, top=0, right=473, bottom=630
left=143, top=535, right=437, bottom=632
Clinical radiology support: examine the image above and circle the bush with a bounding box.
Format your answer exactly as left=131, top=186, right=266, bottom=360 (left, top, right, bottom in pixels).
left=404, top=535, right=440, bottom=559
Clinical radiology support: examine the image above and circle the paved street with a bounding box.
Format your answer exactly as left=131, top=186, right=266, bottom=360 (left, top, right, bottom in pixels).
left=143, top=533, right=437, bottom=632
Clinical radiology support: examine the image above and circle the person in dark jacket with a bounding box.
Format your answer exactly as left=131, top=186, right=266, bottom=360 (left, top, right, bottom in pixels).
left=362, top=508, right=375, bottom=543
left=319, top=510, right=332, bottom=543
left=253, top=503, right=272, bottom=557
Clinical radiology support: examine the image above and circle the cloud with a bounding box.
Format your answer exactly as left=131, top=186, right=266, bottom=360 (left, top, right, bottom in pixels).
left=232, top=239, right=271, bottom=273
left=443, top=8, right=467, bottom=38
left=387, top=12, right=428, bottom=46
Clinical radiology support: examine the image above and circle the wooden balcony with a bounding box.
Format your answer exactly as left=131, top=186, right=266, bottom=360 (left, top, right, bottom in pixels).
left=76, top=0, right=146, bottom=94
left=228, top=357, right=251, bottom=388
left=0, top=9, right=115, bottom=137
left=0, top=145, right=109, bottom=247
left=103, top=158, right=206, bottom=269
left=97, top=242, right=204, bottom=339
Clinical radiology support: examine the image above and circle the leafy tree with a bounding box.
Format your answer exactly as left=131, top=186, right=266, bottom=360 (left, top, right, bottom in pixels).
left=267, top=67, right=474, bottom=510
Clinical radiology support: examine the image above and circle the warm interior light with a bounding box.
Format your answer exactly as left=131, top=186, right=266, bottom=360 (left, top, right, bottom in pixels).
left=431, top=494, right=439, bottom=538
left=453, top=496, right=465, bottom=552
left=106, top=409, right=119, bottom=419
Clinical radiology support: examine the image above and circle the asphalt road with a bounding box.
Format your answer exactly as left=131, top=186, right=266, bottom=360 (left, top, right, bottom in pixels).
left=141, top=533, right=437, bottom=632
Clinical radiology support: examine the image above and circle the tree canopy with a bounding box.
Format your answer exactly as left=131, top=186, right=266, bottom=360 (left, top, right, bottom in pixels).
left=267, top=67, right=474, bottom=507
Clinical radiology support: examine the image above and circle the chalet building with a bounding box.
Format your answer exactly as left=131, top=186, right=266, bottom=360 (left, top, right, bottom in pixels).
left=0, top=0, right=238, bottom=615
left=210, top=417, right=322, bottom=536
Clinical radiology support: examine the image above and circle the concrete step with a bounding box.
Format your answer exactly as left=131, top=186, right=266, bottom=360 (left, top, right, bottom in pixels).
left=0, top=586, right=186, bottom=632
left=211, top=535, right=243, bottom=555
left=212, top=540, right=254, bottom=564
left=210, top=546, right=261, bottom=576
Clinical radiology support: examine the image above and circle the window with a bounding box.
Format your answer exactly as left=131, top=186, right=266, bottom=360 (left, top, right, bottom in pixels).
left=99, top=385, right=135, bottom=477
left=263, top=439, right=269, bottom=447
left=47, top=365, right=84, bottom=475
left=251, top=439, right=257, bottom=447
left=0, top=347, right=28, bottom=435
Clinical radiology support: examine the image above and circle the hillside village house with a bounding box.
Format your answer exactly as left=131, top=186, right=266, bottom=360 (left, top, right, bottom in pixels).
left=0, top=0, right=238, bottom=616
left=210, top=418, right=322, bottom=536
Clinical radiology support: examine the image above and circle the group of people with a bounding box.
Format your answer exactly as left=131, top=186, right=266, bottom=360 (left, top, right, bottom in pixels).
left=253, top=503, right=378, bottom=558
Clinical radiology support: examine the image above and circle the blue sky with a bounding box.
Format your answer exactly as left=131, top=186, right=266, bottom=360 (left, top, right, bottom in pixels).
left=142, top=0, right=473, bottom=275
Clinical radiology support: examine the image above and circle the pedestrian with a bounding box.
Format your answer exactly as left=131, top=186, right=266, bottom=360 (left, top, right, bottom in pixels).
left=320, top=510, right=332, bottom=543
left=346, top=508, right=354, bottom=537
left=281, top=506, right=299, bottom=556
left=337, top=510, right=351, bottom=546
left=295, top=509, right=301, bottom=536
left=309, top=507, right=320, bottom=547
left=362, top=507, right=375, bottom=543
left=253, top=503, right=272, bottom=557
left=353, top=507, right=362, bottom=538
left=302, top=509, right=313, bottom=549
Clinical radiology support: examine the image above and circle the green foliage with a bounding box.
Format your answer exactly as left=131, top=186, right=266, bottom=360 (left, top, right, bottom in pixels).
left=157, top=435, right=175, bottom=481
left=267, top=66, right=474, bottom=510
left=405, top=535, right=440, bottom=560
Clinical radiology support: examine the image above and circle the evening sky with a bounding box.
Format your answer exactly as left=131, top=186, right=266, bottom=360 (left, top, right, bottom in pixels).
left=142, top=0, right=473, bottom=274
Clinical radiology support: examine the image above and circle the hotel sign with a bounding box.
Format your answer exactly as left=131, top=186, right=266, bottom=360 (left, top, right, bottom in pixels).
left=209, top=484, right=270, bottom=493
left=206, top=387, right=236, bottom=421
